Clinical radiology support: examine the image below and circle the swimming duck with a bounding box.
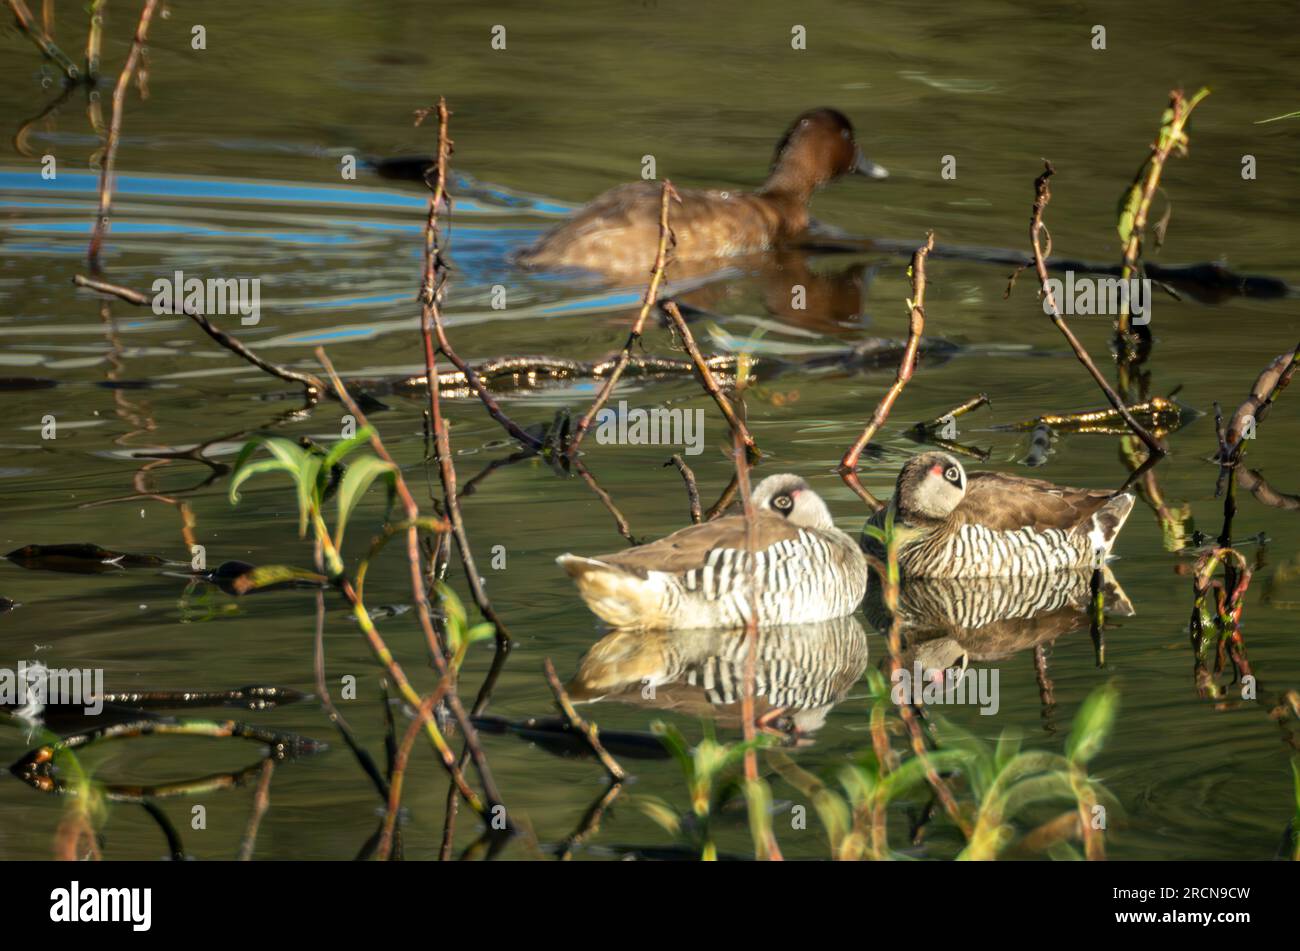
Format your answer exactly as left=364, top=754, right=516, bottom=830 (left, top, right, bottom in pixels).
left=516, top=109, right=887, bottom=275
left=558, top=474, right=868, bottom=629
left=864, top=452, right=1135, bottom=578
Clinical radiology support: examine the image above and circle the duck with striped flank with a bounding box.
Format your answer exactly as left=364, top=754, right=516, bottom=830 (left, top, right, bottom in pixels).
left=558, top=474, right=869, bottom=630
left=864, top=452, right=1135, bottom=579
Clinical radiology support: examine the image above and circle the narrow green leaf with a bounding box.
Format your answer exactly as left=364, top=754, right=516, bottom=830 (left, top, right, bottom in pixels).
left=437, top=582, right=468, bottom=631
left=259, top=436, right=310, bottom=473
left=466, top=622, right=496, bottom=644
left=322, top=426, right=376, bottom=471
left=334, top=456, right=396, bottom=547
left=742, top=778, right=776, bottom=860
left=229, top=436, right=268, bottom=484
left=634, top=795, right=682, bottom=836
left=228, top=458, right=295, bottom=505
left=1066, top=683, right=1120, bottom=765
left=297, top=454, right=323, bottom=539
left=994, top=728, right=1023, bottom=773
left=651, top=721, right=695, bottom=783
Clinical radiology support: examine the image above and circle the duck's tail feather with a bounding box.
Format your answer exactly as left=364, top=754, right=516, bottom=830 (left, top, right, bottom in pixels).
left=557, top=554, right=662, bottom=629
left=1075, top=493, right=1136, bottom=563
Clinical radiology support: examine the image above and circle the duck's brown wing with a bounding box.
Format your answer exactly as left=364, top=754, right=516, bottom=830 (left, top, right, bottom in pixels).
left=520, top=183, right=778, bottom=269
left=591, top=514, right=802, bottom=576
left=951, top=471, right=1118, bottom=532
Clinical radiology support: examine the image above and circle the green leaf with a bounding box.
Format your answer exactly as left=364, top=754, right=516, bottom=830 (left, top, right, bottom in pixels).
left=998, top=771, right=1077, bottom=822
left=742, top=777, right=776, bottom=859
left=334, top=456, right=396, bottom=547
left=258, top=436, right=310, bottom=473
left=322, top=426, right=376, bottom=471
left=437, top=582, right=468, bottom=632
left=1066, top=683, right=1120, bottom=765
left=228, top=564, right=328, bottom=595
left=466, top=622, right=496, bottom=644
left=229, top=458, right=295, bottom=505
left=634, top=795, right=682, bottom=836
left=651, top=720, right=696, bottom=784
left=296, top=453, right=323, bottom=539
left=994, top=728, right=1023, bottom=773
left=229, top=435, right=269, bottom=486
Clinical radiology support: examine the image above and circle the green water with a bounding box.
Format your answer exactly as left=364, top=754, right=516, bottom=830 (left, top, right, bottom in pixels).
left=1, top=0, right=1298, bottom=860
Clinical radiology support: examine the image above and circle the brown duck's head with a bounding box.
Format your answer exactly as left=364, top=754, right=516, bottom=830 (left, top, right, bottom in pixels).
left=762, top=108, right=888, bottom=200
left=753, top=473, right=835, bottom=530
left=895, top=452, right=967, bottom=522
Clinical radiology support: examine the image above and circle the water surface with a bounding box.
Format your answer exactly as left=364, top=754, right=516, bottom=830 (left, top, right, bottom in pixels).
left=1, top=0, right=1298, bottom=860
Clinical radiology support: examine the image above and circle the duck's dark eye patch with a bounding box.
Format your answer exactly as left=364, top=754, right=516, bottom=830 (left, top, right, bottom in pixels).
left=944, top=466, right=961, bottom=484
left=772, top=494, right=794, bottom=513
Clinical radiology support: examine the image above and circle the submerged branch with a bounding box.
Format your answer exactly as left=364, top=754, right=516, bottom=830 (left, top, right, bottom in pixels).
left=72, top=275, right=326, bottom=402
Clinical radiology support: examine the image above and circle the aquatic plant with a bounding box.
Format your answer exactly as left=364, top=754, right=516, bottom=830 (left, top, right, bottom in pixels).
left=636, top=720, right=772, bottom=861
left=770, top=679, right=1120, bottom=860
left=227, top=427, right=501, bottom=824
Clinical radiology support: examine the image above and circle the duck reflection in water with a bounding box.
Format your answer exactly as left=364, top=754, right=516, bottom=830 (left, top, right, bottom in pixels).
left=864, top=569, right=1133, bottom=727
left=566, top=615, right=868, bottom=743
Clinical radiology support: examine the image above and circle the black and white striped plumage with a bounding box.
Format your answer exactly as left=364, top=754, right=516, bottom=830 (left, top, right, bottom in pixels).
left=558, top=474, right=868, bottom=629
left=864, top=569, right=1134, bottom=675
left=865, top=452, right=1135, bottom=579
left=567, top=615, right=869, bottom=733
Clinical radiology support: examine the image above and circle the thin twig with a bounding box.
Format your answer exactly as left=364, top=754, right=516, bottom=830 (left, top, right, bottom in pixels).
left=704, top=472, right=740, bottom=521
left=542, top=657, right=626, bottom=783
left=377, top=692, right=439, bottom=860
left=839, top=232, right=935, bottom=509
left=567, top=180, right=680, bottom=453
left=85, top=0, right=106, bottom=81
left=313, top=540, right=390, bottom=801
left=1220, top=346, right=1300, bottom=462
left=5, top=0, right=80, bottom=81
left=316, top=350, right=507, bottom=823
left=664, top=454, right=702, bottom=524
left=418, top=102, right=542, bottom=451
left=236, top=758, right=275, bottom=861
left=1117, top=88, right=1211, bottom=339
left=732, top=427, right=783, bottom=862
left=72, top=275, right=326, bottom=401
left=914, top=393, right=990, bottom=431
left=415, top=98, right=518, bottom=850
left=661, top=299, right=759, bottom=459
left=556, top=781, right=623, bottom=861
left=87, top=0, right=160, bottom=268
left=573, top=457, right=639, bottom=544
left=1027, top=162, right=1166, bottom=458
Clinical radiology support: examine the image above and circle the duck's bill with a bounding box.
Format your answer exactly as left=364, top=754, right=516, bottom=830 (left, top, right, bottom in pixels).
left=852, top=151, right=889, bottom=179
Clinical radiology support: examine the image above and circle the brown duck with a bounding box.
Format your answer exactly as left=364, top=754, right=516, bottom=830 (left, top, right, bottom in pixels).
left=515, top=108, right=887, bottom=275
left=864, top=452, right=1135, bottom=578
left=558, top=474, right=868, bottom=629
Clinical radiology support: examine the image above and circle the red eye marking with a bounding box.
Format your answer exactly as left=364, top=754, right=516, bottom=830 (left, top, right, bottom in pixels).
left=929, top=463, right=945, bottom=476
